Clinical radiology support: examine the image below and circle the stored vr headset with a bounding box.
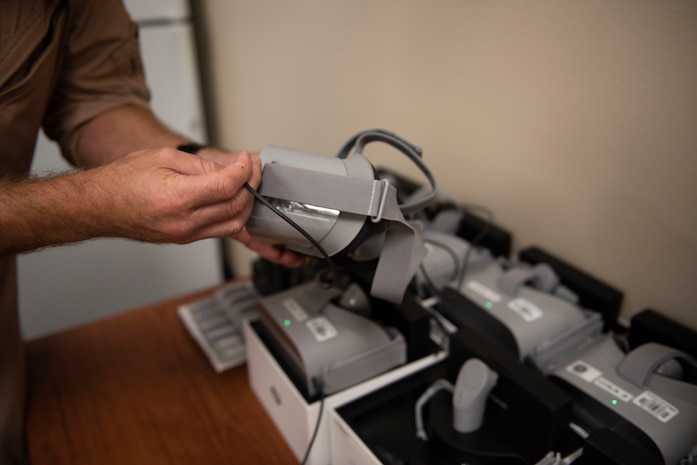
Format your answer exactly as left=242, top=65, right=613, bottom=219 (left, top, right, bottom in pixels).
left=245, top=129, right=437, bottom=303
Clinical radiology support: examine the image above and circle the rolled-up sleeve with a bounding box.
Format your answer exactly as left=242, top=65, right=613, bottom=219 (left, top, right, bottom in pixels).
left=43, top=0, right=151, bottom=159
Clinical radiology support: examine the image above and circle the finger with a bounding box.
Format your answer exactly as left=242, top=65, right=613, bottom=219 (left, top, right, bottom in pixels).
left=181, top=216, right=306, bottom=268
left=174, top=161, right=256, bottom=210
left=161, top=147, right=226, bottom=176
left=233, top=228, right=307, bottom=267
left=174, top=188, right=255, bottom=236
left=197, top=148, right=260, bottom=168
left=165, top=148, right=256, bottom=178
left=246, top=155, right=263, bottom=190
left=178, top=218, right=249, bottom=243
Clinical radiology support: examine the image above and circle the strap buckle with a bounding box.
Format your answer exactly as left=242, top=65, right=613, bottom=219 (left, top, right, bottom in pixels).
left=371, top=179, right=391, bottom=223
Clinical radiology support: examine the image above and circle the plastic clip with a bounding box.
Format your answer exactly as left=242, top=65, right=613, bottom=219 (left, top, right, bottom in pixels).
left=371, top=178, right=391, bottom=223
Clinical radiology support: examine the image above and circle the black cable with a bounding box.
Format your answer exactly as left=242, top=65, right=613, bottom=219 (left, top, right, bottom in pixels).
left=417, top=238, right=475, bottom=352
left=335, top=129, right=438, bottom=215
left=244, top=182, right=338, bottom=287
left=418, top=237, right=461, bottom=296
left=300, top=377, right=325, bottom=465
left=455, top=204, right=495, bottom=291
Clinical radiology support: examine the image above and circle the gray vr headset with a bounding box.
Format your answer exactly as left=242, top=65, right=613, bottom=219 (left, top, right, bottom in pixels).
left=246, top=129, right=437, bottom=303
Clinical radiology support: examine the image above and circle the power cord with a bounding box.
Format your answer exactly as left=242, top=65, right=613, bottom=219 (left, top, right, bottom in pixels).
left=418, top=237, right=461, bottom=296
left=414, top=379, right=454, bottom=441
left=300, top=377, right=325, bottom=465
left=454, top=204, right=495, bottom=290
left=244, top=182, right=338, bottom=287
left=416, top=204, right=495, bottom=297
left=534, top=448, right=583, bottom=465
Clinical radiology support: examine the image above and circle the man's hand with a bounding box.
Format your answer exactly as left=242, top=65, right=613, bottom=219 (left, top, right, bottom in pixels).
left=232, top=227, right=306, bottom=268
left=194, top=146, right=306, bottom=267
left=89, top=147, right=261, bottom=244
left=0, top=147, right=256, bottom=254
left=63, top=104, right=305, bottom=267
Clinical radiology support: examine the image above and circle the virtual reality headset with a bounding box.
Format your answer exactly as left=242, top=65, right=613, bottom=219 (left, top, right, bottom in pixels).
left=245, top=129, right=437, bottom=303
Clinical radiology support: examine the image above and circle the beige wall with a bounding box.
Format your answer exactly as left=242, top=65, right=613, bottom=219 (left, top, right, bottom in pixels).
left=195, top=0, right=697, bottom=331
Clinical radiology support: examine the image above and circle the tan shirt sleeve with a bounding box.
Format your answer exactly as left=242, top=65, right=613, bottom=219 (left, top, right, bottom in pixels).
left=42, top=0, right=152, bottom=161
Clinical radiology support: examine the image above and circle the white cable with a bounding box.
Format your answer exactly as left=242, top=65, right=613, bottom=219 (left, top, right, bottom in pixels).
left=533, top=447, right=582, bottom=465
left=568, top=421, right=590, bottom=439
left=414, top=379, right=453, bottom=441
left=563, top=448, right=583, bottom=464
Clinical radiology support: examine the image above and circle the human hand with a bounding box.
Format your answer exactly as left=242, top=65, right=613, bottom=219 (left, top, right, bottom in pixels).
left=195, top=146, right=306, bottom=268
left=88, top=146, right=259, bottom=244
left=232, top=227, right=307, bottom=268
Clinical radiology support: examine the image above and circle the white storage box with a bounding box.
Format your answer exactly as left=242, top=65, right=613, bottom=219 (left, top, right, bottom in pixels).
left=244, top=319, right=445, bottom=465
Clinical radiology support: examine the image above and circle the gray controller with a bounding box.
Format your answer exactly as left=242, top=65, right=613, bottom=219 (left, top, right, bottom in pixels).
left=452, top=358, right=498, bottom=433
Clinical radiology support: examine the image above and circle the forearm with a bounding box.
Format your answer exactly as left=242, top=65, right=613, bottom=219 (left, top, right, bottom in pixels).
left=72, top=105, right=190, bottom=167
left=73, top=104, right=243, bottom=169
left=53, top=105, right=305, bottom=267
left=0, top=172, right=109, bottom=255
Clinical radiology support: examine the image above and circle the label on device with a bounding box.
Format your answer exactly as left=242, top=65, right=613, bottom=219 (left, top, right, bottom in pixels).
left=567, top=360, right=603, bottom=383
left=566, top=360, right=633, bottom=402
left=634, top=391, right=679, bottom=423
left=594, top=377, right=633, bottom=402
left=466, top=281, right=501, bottom=303
left=508, top=297, right=543, bottom=322
left=283, top=298, right=308, bottom=322
left=306, top=316, right=338, bottom=342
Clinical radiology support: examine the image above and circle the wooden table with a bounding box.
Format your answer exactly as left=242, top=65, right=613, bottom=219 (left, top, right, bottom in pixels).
left=24, top=284, right=298, bottom=465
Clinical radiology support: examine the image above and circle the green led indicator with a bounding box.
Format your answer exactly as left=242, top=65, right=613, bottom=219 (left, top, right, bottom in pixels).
left=284, top=319, right=291, bottom=327
left=611, top=399, right=618, bottom=406
left=485, top=301, right=493, bottom=309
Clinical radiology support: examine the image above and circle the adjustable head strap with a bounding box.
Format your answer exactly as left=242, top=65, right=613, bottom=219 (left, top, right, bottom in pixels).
left=618, top=342, right=697, bottom=388
left=336, top=129, right=438, bottom=215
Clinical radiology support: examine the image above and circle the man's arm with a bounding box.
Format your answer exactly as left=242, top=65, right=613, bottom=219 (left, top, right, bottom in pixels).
left=71, top=105, right=189, bottom=166
left=0, top=173, right=100, bottom=255
left=72, top=104, right=305, bottom=267
left=1, top=105, right=304, bottom=267
left=0, top=148, right=257, bottom=255
left=72, top=105, right=237, bottom=168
